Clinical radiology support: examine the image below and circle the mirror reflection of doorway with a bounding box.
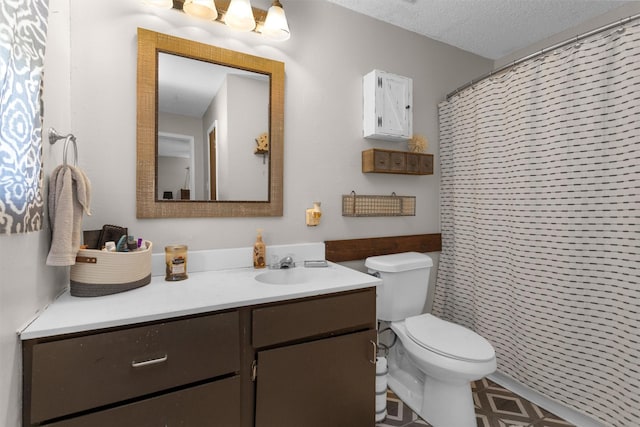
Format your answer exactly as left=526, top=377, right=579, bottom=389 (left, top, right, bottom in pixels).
left=157, top=132, right=195, bottom=201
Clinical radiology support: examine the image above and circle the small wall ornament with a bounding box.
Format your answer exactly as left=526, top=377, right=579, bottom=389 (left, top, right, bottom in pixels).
left=408, top=134, right=428, bottom=153
left=254, top=132, right=269, bottom=154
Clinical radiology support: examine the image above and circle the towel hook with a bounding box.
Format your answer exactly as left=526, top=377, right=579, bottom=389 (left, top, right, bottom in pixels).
left=49, top=127, right=78, bottom=166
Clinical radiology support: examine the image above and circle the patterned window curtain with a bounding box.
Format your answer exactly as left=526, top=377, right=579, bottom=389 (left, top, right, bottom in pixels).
left=0, top=0, right=49, bottom=234
left=435, top=20, right=640, bottom=427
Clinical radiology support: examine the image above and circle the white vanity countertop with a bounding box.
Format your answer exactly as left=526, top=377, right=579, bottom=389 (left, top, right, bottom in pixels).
left=20, top=261, right=380, bottom=340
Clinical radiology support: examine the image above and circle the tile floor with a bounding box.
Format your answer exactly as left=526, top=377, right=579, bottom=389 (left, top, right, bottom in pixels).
left=376, top=378, right=576, bottom=427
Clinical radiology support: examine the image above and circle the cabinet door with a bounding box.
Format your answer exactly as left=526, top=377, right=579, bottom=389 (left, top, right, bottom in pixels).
left=363, top=70, right=413, bottom=141
left=254, top=329, right=376, bottom=427
left=377, top=72, right=412, bottom=138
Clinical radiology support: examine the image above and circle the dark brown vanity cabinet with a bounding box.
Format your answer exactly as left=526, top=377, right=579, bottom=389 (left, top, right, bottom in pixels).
left=22, top=311, right=242, bottom=426
left=22, top=288, right=377, bottom=427
left=252, top=288, right=377, bottom=427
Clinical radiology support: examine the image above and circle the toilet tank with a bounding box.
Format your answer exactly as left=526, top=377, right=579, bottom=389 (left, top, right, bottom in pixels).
left=365, top=252, right=433, bottom=321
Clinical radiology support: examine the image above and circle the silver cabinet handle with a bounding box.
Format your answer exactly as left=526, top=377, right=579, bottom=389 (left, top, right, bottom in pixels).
left=131, top=354, right=168, bottom=368
left=369, top=340, right=377, bottom=364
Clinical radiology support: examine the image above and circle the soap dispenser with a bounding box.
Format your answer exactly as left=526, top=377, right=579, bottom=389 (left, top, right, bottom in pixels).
left=253, top=229, right=266, bottom=269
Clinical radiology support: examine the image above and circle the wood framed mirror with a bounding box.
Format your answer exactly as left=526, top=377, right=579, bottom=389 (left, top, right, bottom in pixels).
left=136, top=28, right=284, bottom=218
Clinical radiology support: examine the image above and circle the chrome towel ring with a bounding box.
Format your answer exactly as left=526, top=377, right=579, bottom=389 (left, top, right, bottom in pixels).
left=49, top=127, right=78, bottom=166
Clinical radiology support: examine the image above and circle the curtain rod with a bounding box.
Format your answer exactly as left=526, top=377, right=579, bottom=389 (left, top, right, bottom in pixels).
left=446, top=12, right=640, bottom=100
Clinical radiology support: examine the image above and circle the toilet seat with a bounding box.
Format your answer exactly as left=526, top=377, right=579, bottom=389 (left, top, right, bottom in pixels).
left=404, top=314, right=495, bottom=363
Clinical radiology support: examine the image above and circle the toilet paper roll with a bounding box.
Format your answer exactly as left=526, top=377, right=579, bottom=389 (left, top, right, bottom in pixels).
left=375, top=390, right=387, bottom=411
left=376, top=356, right=388, bottom=393
left=375, top=408, right=387, bottom=422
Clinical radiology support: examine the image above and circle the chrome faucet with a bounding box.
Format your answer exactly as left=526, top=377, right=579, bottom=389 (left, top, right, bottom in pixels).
left=272, top=256, right=295, bottom=269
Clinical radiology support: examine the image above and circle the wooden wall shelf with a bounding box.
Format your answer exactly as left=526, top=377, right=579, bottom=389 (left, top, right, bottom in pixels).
left=362, top=149, right=433, bottom=175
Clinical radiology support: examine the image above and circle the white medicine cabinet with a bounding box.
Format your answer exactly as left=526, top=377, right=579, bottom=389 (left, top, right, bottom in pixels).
left=363, top=69, right=413, bottom=141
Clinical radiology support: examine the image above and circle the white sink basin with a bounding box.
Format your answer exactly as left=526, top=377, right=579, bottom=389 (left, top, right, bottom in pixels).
left=255, top=267, right=334, bottom=285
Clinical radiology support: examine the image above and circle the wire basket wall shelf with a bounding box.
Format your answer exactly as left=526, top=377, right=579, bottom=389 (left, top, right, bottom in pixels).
left=342, top=191, right=416, bottom=217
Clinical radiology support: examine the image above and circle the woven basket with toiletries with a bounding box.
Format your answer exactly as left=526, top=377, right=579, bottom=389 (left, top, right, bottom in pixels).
left=70, top=241, right=152, bottom=297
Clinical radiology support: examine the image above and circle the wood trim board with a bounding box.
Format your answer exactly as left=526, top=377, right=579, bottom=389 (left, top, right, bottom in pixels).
left=325, top=234, right=441, bottom=262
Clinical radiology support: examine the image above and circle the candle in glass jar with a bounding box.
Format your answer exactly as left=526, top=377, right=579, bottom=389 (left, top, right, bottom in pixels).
left=165, top=245, right=188, bottom=281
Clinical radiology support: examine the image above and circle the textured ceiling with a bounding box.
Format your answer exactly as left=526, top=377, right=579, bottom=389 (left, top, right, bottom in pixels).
left=325, top=0, right=634, bottom=59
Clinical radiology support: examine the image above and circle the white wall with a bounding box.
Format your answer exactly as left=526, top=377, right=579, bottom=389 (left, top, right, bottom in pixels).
left=0, top=1, right=493, bottom=425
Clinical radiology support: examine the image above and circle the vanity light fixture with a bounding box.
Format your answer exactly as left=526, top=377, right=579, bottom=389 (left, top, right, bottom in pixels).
left=262, top=0, right=290, bottom=41
left=224, top=0, right=256, bottom=31
left=183, top=0, right=218, bottom=20
left=145, top=0, right=291, bottom=41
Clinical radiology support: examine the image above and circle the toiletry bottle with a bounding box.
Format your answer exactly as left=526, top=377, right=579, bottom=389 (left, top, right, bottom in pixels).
left=253, top=229, right=266, bottom=269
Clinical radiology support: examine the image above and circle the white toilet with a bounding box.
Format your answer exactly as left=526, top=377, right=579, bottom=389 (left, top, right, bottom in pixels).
left=366, top=252, right=496, bottom=427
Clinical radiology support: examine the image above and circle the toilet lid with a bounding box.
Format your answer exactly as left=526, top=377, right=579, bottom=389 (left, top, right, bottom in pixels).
left=405, top=314, right=495, bottom=363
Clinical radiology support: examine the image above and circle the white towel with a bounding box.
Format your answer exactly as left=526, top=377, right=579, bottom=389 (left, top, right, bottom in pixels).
left=46, top=165, right=92, bottom=266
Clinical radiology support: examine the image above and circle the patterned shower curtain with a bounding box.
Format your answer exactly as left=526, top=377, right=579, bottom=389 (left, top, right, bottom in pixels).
left=0, top=0, right=49, bottom=234
left=434, top=20, right=640, bottom=427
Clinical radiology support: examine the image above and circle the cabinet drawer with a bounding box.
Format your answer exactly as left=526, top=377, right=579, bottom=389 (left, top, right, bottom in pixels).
left=418, top=154, right=433, bottom=174
left=27, top=311, right=239, bottom=424
left=373, top=150, right=390, bottom=171
left=45, top=376, right=241, bottom=427
left=389, top=152, right=406, bottom=171
left=252, top=288, right=375, bottom=348
left=406, top=153, right=420, bottom=173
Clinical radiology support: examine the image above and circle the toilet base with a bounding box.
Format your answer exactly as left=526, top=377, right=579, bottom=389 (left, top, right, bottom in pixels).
left=387, top=342, right=477, bottom=427
left=421, top=375, right=475, bottom=427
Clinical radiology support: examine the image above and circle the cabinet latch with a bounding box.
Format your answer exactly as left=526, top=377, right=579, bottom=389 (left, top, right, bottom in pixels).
left=251, top=359, right=258, bottom=381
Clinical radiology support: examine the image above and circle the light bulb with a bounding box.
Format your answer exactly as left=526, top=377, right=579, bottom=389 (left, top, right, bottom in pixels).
left=262, top=0, right=290, bottom=41
left=183, top=0, right=218, bottom=20
left=225, top=0, right=256, bottom=32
